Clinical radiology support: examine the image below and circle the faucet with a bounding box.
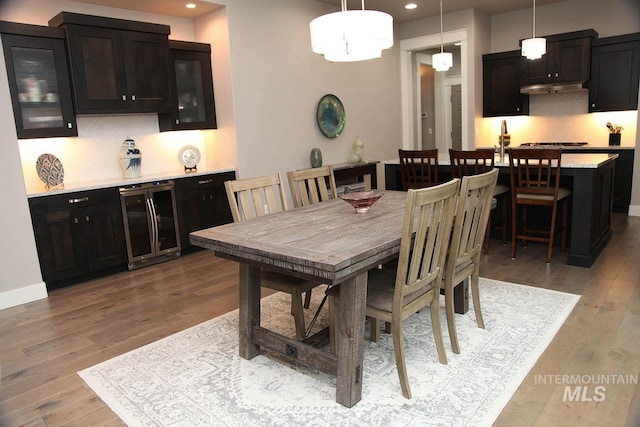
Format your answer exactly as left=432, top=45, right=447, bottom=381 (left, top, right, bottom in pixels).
left=499, top=119, right=507, bottom=162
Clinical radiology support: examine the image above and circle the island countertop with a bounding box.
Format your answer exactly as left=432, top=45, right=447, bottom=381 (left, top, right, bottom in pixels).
left=383, top=152, right=619, bottom=169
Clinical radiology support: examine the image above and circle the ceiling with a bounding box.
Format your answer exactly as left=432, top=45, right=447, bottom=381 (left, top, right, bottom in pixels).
left=317, top=0, right=567, bottom=23
left=73, top=0, right=567, bottom=22
left=71, top=0, right=223, bottom=19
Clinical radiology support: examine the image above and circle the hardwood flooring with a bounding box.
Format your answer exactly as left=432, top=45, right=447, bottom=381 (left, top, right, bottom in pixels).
left=1, top=213, right=638, bottom=426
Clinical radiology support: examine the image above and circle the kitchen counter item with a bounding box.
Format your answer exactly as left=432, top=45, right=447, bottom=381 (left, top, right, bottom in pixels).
left=119, top=137, right=141, bottom=179
left=36, top=153, right=64, bottom=189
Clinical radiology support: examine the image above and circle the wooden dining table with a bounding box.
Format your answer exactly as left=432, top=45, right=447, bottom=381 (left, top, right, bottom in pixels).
left=190, top=191, right=412, bottom=407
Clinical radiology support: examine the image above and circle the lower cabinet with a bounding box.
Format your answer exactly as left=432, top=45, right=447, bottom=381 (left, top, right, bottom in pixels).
left=174, top=171, right=236, bottom=252
left=29, top=188, right=127, bottom=288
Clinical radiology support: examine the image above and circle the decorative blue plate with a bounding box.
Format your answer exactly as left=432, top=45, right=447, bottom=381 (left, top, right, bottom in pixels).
left=316, top=94, right=345, bottom=138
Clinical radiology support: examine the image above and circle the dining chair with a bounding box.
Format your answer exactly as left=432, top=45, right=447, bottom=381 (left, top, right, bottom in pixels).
left=442, top=169, right=498, bottom=354
left=327, top=178, right=460, bottom=399
left=287, top=165, right=338, bottom=208
left=508, top=148, right=571, bottom=264
left=225, top=173, right=320, bottom=339
left=398, top=149, right=439, bottom=190
left=449, top=148, right=509, bottom=253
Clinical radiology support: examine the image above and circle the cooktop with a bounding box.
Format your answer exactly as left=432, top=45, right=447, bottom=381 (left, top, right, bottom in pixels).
left=519, top=142, right=588, bottom=147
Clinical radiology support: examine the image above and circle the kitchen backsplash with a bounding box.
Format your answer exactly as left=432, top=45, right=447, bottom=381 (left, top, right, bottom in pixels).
left=485, top=91, right=637, bottom=147
left=18, top=114, right=212, bottom=193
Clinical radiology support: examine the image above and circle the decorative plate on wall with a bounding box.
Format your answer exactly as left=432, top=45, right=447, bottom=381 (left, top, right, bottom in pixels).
left=316, top=94, right=345, bottom=138
left=36, top=153, right=64, bottom=188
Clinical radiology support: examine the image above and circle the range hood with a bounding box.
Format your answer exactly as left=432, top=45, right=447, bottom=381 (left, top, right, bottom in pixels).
left=520, top=81, right=589, bottom=95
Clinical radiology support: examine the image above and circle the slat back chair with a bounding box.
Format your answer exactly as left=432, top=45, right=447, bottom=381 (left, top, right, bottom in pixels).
left=449, top=149, right=509, bottom=252
left=225, top=173, right=320, bottom=339
left=398, top=149, right=439, bottom=190
left=327, top=179, right=460, bottom=399
left=225, top=173, right=288, bottom=221
left=508, top=148, right=571, bottom=263
left=442, top=169, right=498, bottom=354
left=287, top=165, right=338, bottom=208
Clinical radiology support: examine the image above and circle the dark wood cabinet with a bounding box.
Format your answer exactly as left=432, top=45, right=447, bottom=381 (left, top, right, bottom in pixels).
left=521, top=30, right=597, bottom=86
left=49, top=12, right=172, bottom=114
left=589, top=33, right=640, bottom=112
left=482, top=50, right=529, bottom=117
left=159, top=40, right=217, bottom=131
left=570, top=149, right=634, bottom=213
left=174, top=171, right=235, bottom=252
left=29, top=188, right=127, bottom=288
left=0, top=21, right=77, bottom=139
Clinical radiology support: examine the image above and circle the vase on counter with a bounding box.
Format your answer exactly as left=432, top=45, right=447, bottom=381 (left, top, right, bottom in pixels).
left=119, top=137, right=142, bottom=178
left=310, top=147, right=323, bottom=168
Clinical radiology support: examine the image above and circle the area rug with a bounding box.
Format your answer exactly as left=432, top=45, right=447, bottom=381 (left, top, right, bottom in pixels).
left=79, top=278, right=579, bottom=426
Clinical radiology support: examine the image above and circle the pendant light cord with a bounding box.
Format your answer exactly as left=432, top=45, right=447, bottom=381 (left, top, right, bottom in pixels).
left=439, top=0, right=444, bottom=53
left=532, top=0, right=536, bottom=38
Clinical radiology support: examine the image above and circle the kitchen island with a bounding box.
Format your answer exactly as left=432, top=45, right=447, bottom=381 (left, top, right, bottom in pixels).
left=385, top=152, right=618, bottom=267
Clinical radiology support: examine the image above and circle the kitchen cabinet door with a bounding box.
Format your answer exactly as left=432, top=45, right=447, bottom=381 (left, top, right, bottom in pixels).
left=29, top=188, right=127, bottom=288
left=589, top=33, right=640, bottom=112
left=175, top=171, right=235, bottom=252
left=0, top=22, right=77, bottom=139
left=50, top=12, right=172, bottom=114
left=159, top=41, right=217, bottom=131
left=521, top=30, right=596, bottom=86
left=482, top=50, right=529, bottom=117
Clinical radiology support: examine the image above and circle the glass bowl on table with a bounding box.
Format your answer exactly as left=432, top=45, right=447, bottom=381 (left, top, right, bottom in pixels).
left=340, top=190, right=384, bottom=213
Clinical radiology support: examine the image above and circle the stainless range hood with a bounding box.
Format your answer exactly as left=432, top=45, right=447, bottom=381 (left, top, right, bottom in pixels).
left=520, top=81, right=589, bottom=95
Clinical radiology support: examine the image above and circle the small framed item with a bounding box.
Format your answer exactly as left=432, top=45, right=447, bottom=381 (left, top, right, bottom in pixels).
left=316, top=94, right=345, bottom=138
left=178, top=145, right=201, bottom=172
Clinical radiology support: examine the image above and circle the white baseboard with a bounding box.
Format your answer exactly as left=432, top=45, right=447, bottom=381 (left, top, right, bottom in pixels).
left=0, top=282, right=48, bottom=311
left=629, top=205, right=640, bottom=217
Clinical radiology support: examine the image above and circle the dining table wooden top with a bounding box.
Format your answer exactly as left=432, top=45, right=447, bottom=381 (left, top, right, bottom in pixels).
left=190, top=190, right=408, bottom=285
left=190, top=190, right=410, bottom=408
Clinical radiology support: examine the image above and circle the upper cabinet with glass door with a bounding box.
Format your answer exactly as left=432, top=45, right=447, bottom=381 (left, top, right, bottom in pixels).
left=1, top=21, right=77, bottom=139
left=159, top=40, right=217, bottom=131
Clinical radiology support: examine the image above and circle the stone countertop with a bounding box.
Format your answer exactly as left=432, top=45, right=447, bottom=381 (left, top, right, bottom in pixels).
left=383, top=152, right=619, bottom=169
left=26, top=168, right=236, bottom=198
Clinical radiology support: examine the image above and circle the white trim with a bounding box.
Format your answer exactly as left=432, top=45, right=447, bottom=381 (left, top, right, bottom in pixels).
left=400, top=29, right=471, bottom=151
left=629, top=205, right=640, bottom=217
left=0, top=282, right=47, bottom=311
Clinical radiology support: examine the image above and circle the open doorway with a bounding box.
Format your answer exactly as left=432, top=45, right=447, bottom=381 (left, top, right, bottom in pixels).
left=399, top=30, right=472, bottom=152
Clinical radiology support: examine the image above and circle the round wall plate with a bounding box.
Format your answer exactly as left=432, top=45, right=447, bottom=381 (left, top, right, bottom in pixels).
left=316, top=94, right=345, bottom=138
left=178, top=145, right=201, bottom=169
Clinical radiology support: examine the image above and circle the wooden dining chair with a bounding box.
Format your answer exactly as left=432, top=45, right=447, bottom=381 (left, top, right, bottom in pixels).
left=225, top=173, right=320, bottom=339
left=508, top=148, right=571, bottom=263
left=398, top=149, right=439, bottom=190
left=449, top=148, right=509, bottom=253
left=327, top=179, right=460, bottom=399
left=442, top=169, right=498, bottom=354
left=287, top=165, right=338, bottom=208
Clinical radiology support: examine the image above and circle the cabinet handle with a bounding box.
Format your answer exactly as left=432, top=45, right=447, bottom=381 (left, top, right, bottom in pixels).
left=85, top=216, right=90, bottom=222
left=198, top=179, right=213, bottom=185
left=175, top=119, right=180, bottom=125
left=68, top=197, right=89, bottom=204
left=547, top=73, right=551, bottom=78
left=74, top=217, right=79, bottom=224
left=555, top=72, right=559, bottom=78
left=67, top=122, right=73, bottom=129
left=592, top=103, right=596, bottom=108
left=122, top=95, right=127, bottom=101
left=516, top=107, right=520, bottom=112
left=132, top=94, right=136, bottom=101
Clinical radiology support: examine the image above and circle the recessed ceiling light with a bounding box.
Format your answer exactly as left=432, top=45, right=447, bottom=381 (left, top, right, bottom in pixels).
left=405, top=3, right=418, bottom=10
left=186, top=3, right=196, bottom=9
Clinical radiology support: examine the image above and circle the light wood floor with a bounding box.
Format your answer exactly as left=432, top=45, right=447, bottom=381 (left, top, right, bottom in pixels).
left=1, top=213, right=639, bottom=426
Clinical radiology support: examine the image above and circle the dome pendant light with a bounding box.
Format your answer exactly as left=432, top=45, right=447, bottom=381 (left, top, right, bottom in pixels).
left=310, top=0, right=394, bottom=62
left=521, top=0, right=546, bottom=60
left=432, top=0, right=452, bottom=72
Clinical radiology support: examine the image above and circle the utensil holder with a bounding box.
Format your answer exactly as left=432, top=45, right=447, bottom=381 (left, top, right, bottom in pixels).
left=609, top=133, right=621, bottom=146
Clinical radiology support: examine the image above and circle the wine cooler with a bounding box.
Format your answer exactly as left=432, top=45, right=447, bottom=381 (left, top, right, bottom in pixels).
left=119, top=180, right=181, bottom=270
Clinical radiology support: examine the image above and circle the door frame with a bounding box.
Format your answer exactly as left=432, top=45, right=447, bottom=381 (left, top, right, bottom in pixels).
left=399, top=29, right=472, bottom=151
